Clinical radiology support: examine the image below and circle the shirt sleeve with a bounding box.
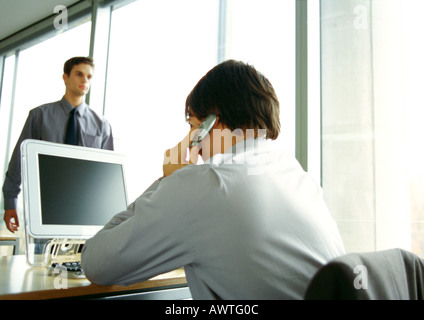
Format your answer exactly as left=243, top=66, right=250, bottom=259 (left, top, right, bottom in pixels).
left=81, top=176, right=194, bottom=286
left=101, top=120, right=114, bottom=151
left=2, top=110, right=41, bottom=210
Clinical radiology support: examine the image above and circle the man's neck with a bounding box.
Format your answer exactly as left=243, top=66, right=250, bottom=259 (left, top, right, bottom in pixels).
left=64, top=92, right=85, bottom=107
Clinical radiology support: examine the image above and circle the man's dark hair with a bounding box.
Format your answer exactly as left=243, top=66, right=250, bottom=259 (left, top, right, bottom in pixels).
left=185, top=60, right=280, bottom=139
left=63, top=56, right=95, bottom=76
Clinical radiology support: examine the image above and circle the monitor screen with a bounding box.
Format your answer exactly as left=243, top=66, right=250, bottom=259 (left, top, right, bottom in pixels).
left=22, top=140, right=128, bottom=239
left=38, top=154, right=127, bottom=226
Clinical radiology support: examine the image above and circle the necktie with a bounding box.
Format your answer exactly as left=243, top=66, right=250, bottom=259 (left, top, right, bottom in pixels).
left=65, top=108, right=79, bottom=145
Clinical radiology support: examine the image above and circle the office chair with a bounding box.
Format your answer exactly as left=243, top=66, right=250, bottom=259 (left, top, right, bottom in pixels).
left=304, top=248, right=424, bottom=300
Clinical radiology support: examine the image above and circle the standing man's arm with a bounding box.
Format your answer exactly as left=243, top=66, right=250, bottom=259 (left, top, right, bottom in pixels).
left=2, top=110, right=40, bottom=232
left=101, top=121, right=114, bottom=151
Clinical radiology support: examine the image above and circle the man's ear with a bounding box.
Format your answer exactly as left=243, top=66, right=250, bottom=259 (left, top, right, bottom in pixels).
left=62, top=73, right=68, bottom=84
left=213, top=115, right=221, bottom=129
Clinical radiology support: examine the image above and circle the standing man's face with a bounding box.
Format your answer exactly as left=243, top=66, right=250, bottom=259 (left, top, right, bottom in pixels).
left=63, top=63, right=94, bottom=97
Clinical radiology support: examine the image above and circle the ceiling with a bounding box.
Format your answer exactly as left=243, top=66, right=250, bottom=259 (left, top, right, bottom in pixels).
left=0, top=0, right=81, bottom=41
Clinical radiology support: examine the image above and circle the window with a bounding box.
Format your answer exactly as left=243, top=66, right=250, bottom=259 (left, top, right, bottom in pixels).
left=320, top=0, right=424, bottom=256
left=227, top=0, right=296, bottom=155
left=10, top=22, right=91, bottom=154
left=0, top=22, right=90, bottom=242
left=0, top=55, right=16, bottom=185
left=402, top=0, right=424, bottom=257
left=104, top=0, right=219, bottom=201
left=104, top=0, right=296, bottom=202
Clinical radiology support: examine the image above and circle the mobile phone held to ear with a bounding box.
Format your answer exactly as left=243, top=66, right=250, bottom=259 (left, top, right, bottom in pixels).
left=189, top=114, right=217, bottom=148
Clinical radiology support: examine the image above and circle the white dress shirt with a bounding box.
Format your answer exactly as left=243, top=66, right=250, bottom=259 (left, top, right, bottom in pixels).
left=82, top=138, right=345, bottom=299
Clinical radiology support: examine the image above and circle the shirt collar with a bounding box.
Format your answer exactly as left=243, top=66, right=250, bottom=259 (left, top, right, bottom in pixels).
left=60, top=96, right=87, bottom=116
left=209, top=137, right=269, bottom=165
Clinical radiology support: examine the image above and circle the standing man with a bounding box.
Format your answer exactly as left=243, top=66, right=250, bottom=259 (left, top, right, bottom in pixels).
left=2, top=56, right=114, bottom=233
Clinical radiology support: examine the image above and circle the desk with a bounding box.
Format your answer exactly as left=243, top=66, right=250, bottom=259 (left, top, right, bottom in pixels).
left=0, top=237, right=19, bottom=255
left=0, top=255, right=190, bottom=300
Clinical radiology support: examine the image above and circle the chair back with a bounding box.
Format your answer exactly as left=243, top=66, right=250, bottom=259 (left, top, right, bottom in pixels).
left=304, top=248, right=424, bottom=300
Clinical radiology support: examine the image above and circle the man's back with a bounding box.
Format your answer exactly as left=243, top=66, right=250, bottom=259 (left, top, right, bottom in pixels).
left=82, top=139, right=345, bottom=299
left=179, top=141, right=345, bottom=299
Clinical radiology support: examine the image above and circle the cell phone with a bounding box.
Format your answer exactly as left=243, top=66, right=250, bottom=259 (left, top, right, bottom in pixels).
left=189, top=114, right=217, bottom=148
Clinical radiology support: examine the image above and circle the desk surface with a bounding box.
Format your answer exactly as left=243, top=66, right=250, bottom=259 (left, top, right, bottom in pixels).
left=0, top=255, right=187, bottom=300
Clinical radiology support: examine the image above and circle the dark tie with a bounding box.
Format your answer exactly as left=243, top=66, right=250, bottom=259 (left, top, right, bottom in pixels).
left=65, top=108, right=79, bottom=145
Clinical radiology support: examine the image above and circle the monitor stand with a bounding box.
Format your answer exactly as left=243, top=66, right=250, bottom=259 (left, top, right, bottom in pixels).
left=48, top=239, right=85, bottom=262
left=47, top=239, right=86, bottom=279
left=25, top=236, right=86, bottom=278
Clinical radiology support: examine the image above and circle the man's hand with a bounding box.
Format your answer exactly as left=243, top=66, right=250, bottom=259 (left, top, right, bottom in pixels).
left=3, top=209, right=19, bottom=233
left=163, top=129, right=200, bottom=178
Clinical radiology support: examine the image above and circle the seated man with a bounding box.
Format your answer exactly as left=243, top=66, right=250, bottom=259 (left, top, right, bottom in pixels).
left=81, top=60, right=345, bottom=299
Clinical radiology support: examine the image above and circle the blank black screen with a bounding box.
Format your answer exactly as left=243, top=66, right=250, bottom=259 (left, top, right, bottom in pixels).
left=38, top=154, right=127, bottom=226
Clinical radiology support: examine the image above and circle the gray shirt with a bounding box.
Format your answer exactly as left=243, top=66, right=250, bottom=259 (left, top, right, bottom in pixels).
left=2, top=97, right=114, bottom=210
left=82, top=138, right=345, bottom=300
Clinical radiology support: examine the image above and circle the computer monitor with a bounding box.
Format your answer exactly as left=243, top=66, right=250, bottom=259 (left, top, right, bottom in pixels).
left=21, top=139, right=128, bottom=239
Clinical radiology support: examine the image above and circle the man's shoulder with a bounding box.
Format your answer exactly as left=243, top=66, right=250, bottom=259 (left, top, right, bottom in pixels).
left=84, top=106, right=112, bottom=128
left=163, top=163, right=229, bottom=186
left=31, top=100, right=61, bottom=111
left=25, top=101, right=61, bottom=118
